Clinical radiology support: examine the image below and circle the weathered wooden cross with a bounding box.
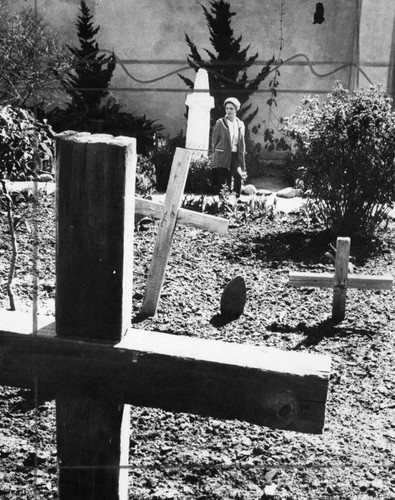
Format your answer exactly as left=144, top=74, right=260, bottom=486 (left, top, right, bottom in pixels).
left=135, top=148, right=228, bottom=317
left=0, top=133, right=331, bottom=500
left=289, top=237, right=393, bottom=323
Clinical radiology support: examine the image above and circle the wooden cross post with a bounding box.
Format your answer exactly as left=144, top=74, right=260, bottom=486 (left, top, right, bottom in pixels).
left=289, top=237, right=393, bottom=323
left=55, top=132, right=135, bottom=499
left=0, top=133, right=332, bottom=500
left=139, top=148, right=227, bottom=317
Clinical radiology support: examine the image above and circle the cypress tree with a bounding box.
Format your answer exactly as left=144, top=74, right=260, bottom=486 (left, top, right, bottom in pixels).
left=180, top=0, right=273, bottom=127
left=63, top=0, right=115, bottom=110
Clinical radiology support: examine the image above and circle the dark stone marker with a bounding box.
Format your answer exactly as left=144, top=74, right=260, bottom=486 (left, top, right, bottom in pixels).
left=220, top=276, right=247, bottom=318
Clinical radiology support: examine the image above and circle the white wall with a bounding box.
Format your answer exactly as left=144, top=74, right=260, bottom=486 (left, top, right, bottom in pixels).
left=12, top=0, right=395, bottom=138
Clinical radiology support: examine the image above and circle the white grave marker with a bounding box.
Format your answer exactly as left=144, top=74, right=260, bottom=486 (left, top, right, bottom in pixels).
left=185, top=68, right=214, bottom=158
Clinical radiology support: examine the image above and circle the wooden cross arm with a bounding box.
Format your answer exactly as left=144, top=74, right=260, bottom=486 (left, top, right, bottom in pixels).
left=135, top=197, right=228, bottom=234
left=0, top=311, right=330, bottom=434
left=289, top=271, right=393, bottom=290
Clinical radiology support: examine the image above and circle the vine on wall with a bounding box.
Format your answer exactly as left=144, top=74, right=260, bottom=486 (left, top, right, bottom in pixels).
left=252, top=0, right=290, bottom=152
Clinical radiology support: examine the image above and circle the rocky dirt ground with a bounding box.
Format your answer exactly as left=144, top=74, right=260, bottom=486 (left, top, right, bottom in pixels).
left=1, top=191, right=395, bottom=499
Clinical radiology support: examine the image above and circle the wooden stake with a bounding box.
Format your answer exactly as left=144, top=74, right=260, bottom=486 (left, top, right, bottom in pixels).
left=332, top=237, right=350, bottom=323
left=55, top=132, right=135, bottom=500
left=140, top=148, right=192, bottom=316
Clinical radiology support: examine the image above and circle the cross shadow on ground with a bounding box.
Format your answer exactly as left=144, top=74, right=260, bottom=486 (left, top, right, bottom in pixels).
left=266, top=318, right=377, bottom=349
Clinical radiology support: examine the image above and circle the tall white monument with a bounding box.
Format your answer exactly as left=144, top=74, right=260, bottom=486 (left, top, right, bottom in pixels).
left=185, top=69, right=215, bottom=158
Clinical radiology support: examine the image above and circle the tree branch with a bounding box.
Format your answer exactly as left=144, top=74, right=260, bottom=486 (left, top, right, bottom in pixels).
left=1, top=180, right=17, bottom=311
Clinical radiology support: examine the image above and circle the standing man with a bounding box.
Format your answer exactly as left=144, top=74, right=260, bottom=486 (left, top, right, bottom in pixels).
left=211, top=97, right=247, bottom=197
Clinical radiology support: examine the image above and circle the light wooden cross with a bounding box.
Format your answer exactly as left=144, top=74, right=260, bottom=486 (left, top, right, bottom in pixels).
left=0, top=133, right=331, bottom=500
left=289, top=237, right=393, bottom=323
left=137, top=149, right=228, bottom=317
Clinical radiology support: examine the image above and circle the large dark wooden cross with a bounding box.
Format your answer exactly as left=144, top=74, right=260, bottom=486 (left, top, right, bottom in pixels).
left=289, top=237, right=393, bottom=323
left=0, top=133, right=331, bottom=500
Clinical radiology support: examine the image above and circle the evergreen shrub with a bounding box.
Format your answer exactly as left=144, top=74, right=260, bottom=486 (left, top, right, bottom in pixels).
left=50, top=1, right=162, bottom=155
left=180, top=0, right=272, bottom=127
left=51, top=97, right=162, bottom=156
left=61, top=0, right=115, bottom=110
left=285, top=83, right=395, bottom=236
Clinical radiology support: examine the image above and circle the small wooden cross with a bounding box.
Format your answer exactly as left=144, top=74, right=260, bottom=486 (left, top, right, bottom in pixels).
left=139, top=148, right=227, bottom=317
left=289, top=237, right=393, bottom=323
left=0, top=133, right=331, bottom=500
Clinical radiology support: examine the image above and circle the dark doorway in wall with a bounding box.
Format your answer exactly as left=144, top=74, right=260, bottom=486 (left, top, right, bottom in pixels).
left=313, top=3, right=325, bottom=24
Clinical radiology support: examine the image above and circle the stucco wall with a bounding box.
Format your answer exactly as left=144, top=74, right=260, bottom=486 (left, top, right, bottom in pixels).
left=12, top=0, right=395, bottom=138
left=359, top=0, right=395, bottom=93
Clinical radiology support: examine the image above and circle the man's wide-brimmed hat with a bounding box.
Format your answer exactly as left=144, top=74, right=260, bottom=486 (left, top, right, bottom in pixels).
left=224, top=97, right=241, bottom=111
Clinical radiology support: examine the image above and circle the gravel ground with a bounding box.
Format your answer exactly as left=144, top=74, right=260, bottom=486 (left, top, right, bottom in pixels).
left=1, top=191, right=395, bottom=499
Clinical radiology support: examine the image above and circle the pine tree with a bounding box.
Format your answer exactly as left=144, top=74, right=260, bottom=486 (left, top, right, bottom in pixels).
left=63, top=0, right=115, bottom=111
left=179, top=0, right=273, bottom=127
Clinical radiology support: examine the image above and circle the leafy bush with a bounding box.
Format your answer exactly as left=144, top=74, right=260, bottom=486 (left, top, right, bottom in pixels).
left=0, top=105, right=54, bottom=180
left=150, top=133, right=186, bottom=191
left=285, top=83, right=395, bottom=236
left=0, top=3, right=71, bottom=108
left=186, top=156, right=216, bottom=193
left=136, top=155, right=156, bottom=197
left=150, top=134, right=216, bottom=194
